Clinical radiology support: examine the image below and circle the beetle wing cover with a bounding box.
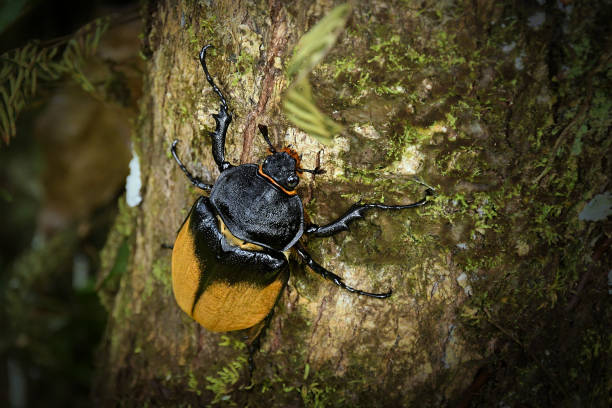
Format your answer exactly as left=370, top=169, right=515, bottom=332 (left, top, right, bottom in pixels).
left=172, top=218, right=201, bottom=317
left=191, top=279, right=284, bottom=332
left=171, top=197, right=288, bottom=332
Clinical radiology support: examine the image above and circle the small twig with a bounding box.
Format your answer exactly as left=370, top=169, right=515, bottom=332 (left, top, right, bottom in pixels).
left=239, top=0, right=288, bottom=164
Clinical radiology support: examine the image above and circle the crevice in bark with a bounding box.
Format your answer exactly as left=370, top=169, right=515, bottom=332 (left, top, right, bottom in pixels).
left=240, top=0, right=288, bottom=164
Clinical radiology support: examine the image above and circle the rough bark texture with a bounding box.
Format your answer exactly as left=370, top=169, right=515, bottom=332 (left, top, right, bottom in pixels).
left=95, top=0, right=610, bottom=406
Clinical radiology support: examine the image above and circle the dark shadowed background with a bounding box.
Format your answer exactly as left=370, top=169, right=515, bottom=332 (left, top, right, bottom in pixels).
left=1, top=1, right=139, bottom=406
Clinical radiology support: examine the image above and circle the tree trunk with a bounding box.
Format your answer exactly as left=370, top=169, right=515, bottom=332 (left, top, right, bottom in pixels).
left=94, top=0, right=610, bottom=406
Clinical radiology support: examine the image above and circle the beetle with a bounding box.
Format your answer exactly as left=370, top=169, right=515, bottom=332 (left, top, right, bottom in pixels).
left=170, top=44, right=432, bottom=356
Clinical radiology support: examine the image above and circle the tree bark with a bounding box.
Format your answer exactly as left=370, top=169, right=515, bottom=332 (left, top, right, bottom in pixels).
left=94, top=0, right=611, bottom=406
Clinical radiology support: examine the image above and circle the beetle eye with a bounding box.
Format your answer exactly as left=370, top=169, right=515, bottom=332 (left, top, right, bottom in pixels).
left=287, top=175, right=299, bottom=189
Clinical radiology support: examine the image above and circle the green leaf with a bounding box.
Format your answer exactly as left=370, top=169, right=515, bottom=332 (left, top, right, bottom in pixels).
left=283, top=4, right=350, bottom=145
left=287, top=4, right=352, bottom=81
left=283, top=78, right=342, bottom=145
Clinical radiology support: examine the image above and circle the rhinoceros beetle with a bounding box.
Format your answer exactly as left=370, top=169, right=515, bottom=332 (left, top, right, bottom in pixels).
left=170, top=44, right=432, bottom=369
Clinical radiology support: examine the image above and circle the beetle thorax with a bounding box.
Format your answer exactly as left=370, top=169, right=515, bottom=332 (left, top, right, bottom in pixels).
left=209, top=164, right=305, bottom=252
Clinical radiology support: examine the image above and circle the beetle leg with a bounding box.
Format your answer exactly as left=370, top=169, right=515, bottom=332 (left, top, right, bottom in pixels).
left=244, top=309, right=273, bottom=379
left=170, top=140, right=213, bottom=191
left=294, top=242, right=392, bottom=299
left=246, top=340, right=258, bottom=383
left=199, top=45, right=232, bottom=172
left=305, top=189, right=434, bottom=237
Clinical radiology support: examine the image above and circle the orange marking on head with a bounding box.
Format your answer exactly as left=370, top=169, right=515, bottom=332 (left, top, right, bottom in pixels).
left=279, top=146, right=315, bottom=179
left=258, top=165, right=298, bottom=196
left=280, top=147, right=301, bottom=169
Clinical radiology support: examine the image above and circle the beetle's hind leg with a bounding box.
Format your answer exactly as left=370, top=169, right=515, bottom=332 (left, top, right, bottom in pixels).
left=305, top=189, right=434, bottom=237
left=170, top=140, right=213, bottom=191
left=294, top=242, right=392, bottom=299
left=199, top=45, right=232, bottom=172
left=244, top=311, right=274, bottom=381
left=242, top=267, right=288, bottom=382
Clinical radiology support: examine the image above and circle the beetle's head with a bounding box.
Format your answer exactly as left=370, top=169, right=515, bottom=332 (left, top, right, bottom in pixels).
left=257, top=125, right=325, bottom=194
left=261, top=148, right=301, bottom=191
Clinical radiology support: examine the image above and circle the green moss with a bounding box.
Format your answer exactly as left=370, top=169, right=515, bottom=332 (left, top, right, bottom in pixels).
left=152, top=258, right=172, bottom=292
left=386, top=122, right=435, bottom=162
left=205, top=355, right=247, bottom=405
left=200, top=14, right=217, bottom=37
left=218, top=335, right=246, bottom=351
left=188, top=371, right=202, bottom=396
left=230, top=49, right=256, bottom=87
left=332, top=56, right=357, bottom=79
left=299, top=378, right=338, bottom=408
left=97, top=196, right=137, bottom=309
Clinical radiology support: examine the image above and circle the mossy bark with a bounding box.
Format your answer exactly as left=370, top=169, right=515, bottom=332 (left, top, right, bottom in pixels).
left=94, top=0, right=611, bottom=406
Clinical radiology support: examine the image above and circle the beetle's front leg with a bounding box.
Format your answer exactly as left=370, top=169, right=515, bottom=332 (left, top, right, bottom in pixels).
left=171, top=140, right=213, bottom=191
left=199, top=45, right=232, bottom=172
left=305, top=189, right=433, bottom=237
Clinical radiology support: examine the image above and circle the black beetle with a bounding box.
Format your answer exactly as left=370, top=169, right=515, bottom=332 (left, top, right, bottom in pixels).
left=170, top=44, right=431, bottom=352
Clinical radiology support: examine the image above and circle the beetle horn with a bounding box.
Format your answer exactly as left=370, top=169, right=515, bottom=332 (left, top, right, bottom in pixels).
left=258, top=124, right=276, bottom=153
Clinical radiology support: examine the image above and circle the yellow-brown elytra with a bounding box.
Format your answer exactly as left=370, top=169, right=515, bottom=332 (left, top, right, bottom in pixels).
left=170, top=44, right=433, bottom=367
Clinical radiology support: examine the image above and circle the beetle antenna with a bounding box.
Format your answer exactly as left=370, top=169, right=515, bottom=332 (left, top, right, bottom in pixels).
left=258, top=124, right=277, bottom=153
left=199, top=45, right=229, bottom=111
left=298, top=167, right=326, bottom=175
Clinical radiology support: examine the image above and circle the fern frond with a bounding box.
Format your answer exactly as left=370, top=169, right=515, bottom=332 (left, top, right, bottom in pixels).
left=0, top=17, right=110, bottom=145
